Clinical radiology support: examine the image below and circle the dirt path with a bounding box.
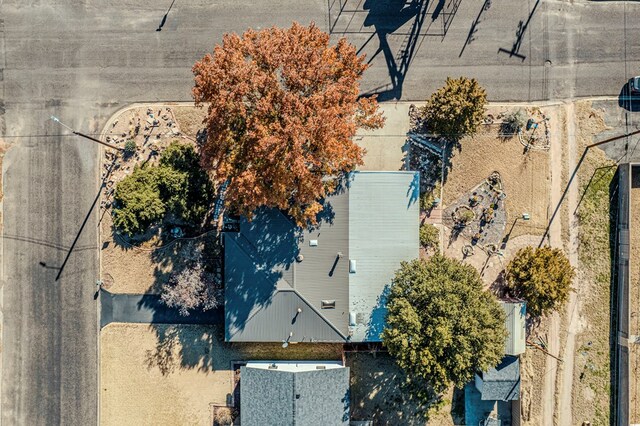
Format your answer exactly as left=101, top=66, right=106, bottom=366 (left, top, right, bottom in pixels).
left=541, top=103, right=565, bottom=426
left=557, top=102, right=584, bottom=426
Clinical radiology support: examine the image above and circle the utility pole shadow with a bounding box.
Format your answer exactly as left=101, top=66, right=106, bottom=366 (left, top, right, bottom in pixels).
left=55, top=157, right=118, bottom=281
left=157, top=0, right=177, bottom=31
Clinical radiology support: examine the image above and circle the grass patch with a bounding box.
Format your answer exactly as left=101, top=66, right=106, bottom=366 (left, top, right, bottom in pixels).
left=575, top=147, right=615, bottom=425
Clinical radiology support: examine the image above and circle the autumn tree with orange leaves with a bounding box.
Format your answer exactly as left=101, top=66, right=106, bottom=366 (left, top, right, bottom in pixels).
left=192, top=22, right=384, bottom=225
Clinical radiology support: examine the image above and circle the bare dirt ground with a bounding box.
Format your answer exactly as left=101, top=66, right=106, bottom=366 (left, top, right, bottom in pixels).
left=99, top=104, right=212, bottom=294
left=442, top=111, right=552, bottom=241
left=566, top=101, right=614, bottom=425
left=519, top=320, right=550, bottom=426
left=346, top=351, right=463, bottom=426
left=100, top=323, right=343, bottom=426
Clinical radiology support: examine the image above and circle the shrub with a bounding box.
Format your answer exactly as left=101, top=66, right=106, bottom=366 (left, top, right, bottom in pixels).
left=420, top=223, right=439, bottom=250
left=421, top=77, right=487, bottom=139
left=506, top=246, right=574, bottom=317
left=123, top=139, right=137, bottom=158
left=112, top=166, right=165, bottom=235
left=500, top=109, right=527, bottom=138
left=457, top=208, right=475, bottom=224
left=112, top=142, right=213, bottom=237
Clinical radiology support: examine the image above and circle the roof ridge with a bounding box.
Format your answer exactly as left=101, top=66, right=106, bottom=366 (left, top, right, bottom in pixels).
left=278, top=288, right=348, bottom=341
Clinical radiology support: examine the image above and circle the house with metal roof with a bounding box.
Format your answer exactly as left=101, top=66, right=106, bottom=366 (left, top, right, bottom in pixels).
left=240, top=361, right=350, bottom=426
left=501, top=301, right=526, bottom=356
left=223, top=171, right=419, bottom=343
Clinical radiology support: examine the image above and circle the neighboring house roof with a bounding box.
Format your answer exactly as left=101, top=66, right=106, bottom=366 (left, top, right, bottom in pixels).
left=476, top=356, right=520, bottom=401
left=240, top=362, right=350, bottom=426
left=501, top=301, right=526, bottom=356
left=348, top=172, right=421, bottom=341
left=224, top=171, right=419, bottom=343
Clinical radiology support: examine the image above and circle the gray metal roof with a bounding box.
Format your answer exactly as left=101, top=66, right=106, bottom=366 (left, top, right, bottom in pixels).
left=501, top=301, right=526, bottom=356
left=478, top=356, right=520, bottom=401
left=224, top=171, right=419, bottom=343
left=240, top=365, right=350, bottom=425
left=348, top=171, right=420, bottom=341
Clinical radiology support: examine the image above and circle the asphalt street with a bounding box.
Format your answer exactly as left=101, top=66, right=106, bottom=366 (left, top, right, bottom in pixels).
left=0, top=0, right=639, bottom=424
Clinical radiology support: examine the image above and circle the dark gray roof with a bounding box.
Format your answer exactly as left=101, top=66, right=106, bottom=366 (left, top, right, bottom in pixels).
left=240, top=366, right=350, bottom=425
left=478, top=356, right=520, bottom=401
left=224, top=171, right=419, bottom=343
left=224, top=189, right=349, bottom=342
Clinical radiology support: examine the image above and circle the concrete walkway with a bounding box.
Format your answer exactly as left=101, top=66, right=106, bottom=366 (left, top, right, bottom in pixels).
left=100, top=290, right=223, bottom=328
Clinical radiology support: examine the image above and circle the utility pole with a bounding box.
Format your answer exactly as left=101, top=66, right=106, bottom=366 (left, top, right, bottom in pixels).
left=539, top=128, right=640, bottom=247
left=50, top=116, right=123, bottom=151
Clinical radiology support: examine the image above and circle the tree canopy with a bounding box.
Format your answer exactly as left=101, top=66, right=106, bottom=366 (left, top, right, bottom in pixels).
left=506, top=246, right=574, bottom=317
left=421, top=77, right=487, bottom=138
left=382, top=255, right=507, bottom=393
left=192, top=22, right=384, bottom=225
left=112, top=142, right=213, bottom=236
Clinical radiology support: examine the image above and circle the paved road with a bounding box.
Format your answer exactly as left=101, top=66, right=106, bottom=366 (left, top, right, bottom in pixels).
left=1, top=0, right=639, bottom=425
left=100, top=290, right=223, bottom=328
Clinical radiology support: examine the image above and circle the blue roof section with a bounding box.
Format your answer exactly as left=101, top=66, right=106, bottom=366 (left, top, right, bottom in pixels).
left=478, top=356, right=521, bottom=401
left=348, top=171, right=420, bottom=341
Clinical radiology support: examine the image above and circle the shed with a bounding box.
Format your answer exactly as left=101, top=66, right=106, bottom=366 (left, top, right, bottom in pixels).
left=501, top=301, right=526, bottom=356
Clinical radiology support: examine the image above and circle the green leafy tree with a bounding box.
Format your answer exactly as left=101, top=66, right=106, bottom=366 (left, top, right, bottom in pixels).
left=112, top=142, right=213, bottom=237
left=159, top=142, right=213, bottom=223
left=419, top=223, right=439, bottom=251
left=506, top=246, right=574, bottom=317
left=383, top=255, right=507, bottom=393
left=112, top=166, right=166, bottom=235
left=421, top=77, right=487, bottom=138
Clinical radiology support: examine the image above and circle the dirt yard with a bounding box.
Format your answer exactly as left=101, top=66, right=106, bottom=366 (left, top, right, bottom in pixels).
left=346, top=352, right=463, bottom=425
left=100, top=323, right=343, bottom=426
left=99, top=104, right=214, bottom=294
left=568, top=101, right=615, bottom=425
left=442, top=121, right=551, bottom=240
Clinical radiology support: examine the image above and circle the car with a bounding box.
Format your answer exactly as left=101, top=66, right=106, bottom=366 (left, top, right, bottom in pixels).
left=630, top=76, right=640, bottom=95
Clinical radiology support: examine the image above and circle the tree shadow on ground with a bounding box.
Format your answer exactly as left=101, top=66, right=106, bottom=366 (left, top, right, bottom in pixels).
left=347, top=351, right=442, bottom=425
left=142, top=198, right=340, bottom=374
left=144, top=324, right=224, bottom=375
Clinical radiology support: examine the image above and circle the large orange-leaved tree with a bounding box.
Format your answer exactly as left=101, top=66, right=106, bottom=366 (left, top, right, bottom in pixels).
left=192, top=22, right=384, bottom=225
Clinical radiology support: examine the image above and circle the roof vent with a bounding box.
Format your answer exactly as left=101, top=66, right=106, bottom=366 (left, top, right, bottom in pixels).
left=349, top=312, right=357, bottom=326
left=268, top=363, right=278, bottom=370
left=315, top=365, right=326, bottom=370
left=321, top=300, right=336, bottom=309
left=349, top=259, right=356, bottom=273
left=310, top=239, right=318, bottom=247
left=296, top=254, right=304, bottom=262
